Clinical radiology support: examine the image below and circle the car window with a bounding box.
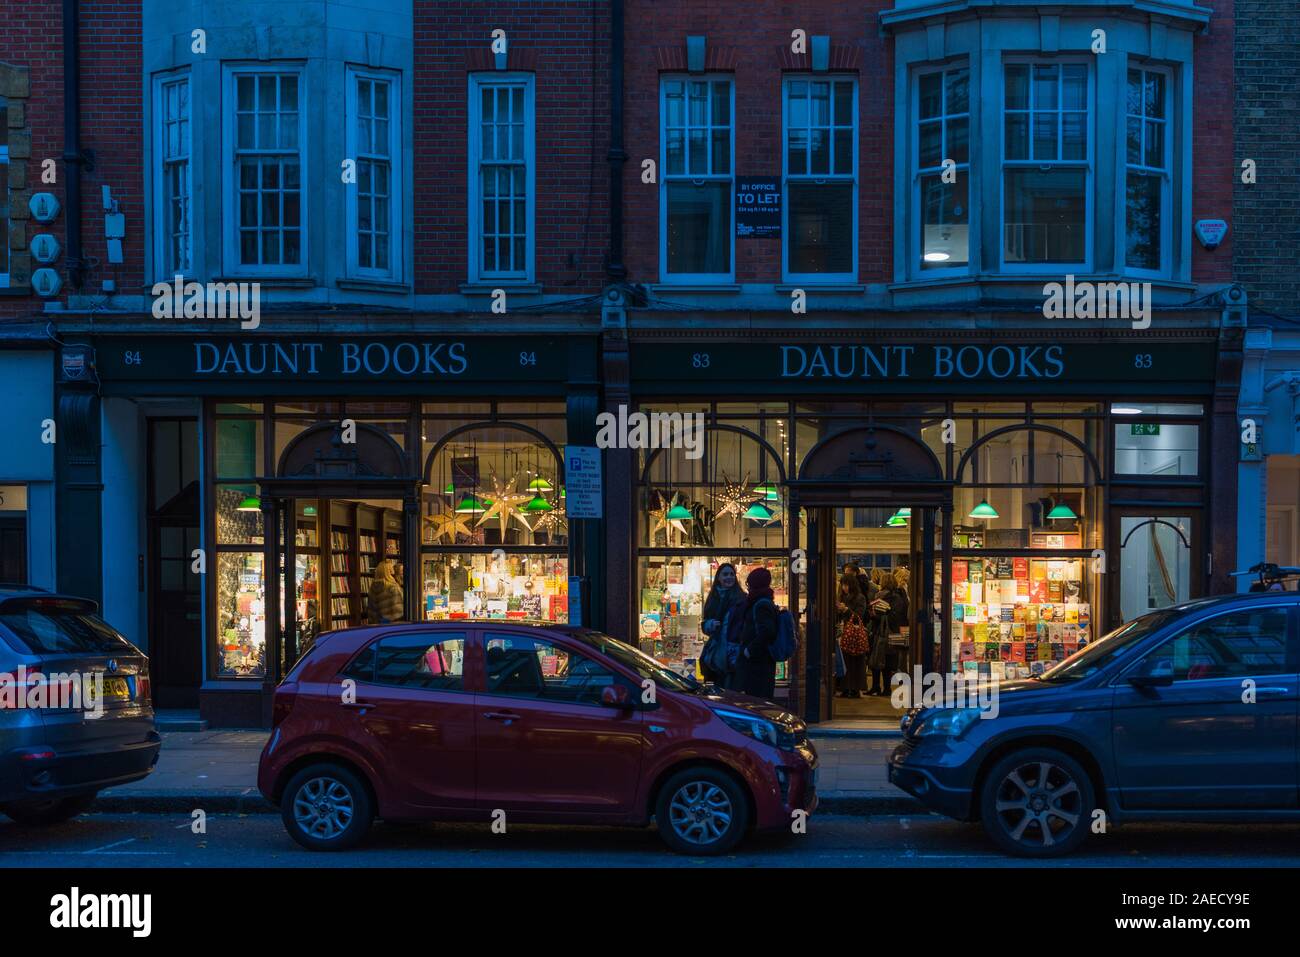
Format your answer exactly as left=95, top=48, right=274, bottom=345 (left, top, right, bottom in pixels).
left=0, top=607, right=136, bottom=656
left=484, top=632, right=616, bottom=706
left=1136, top=608, right=1292, bottom=681
left=347, top=633, right=467, bottom=691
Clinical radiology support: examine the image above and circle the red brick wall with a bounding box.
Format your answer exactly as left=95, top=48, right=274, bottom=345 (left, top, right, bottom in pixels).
left=414, top=0, right=611, bottom=295
left=623, top=1, right=893, bottom=285
left=1193, top=0, right=1234, bottom=284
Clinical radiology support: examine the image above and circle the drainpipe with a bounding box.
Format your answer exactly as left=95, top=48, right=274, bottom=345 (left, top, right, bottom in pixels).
left=62, top=0, right=86, bottom=291
left=606, top=0, right=627, bottom=279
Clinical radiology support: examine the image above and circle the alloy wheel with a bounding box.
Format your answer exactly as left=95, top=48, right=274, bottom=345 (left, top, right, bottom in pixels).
left=292, top=775, right=356, bottom=840
left=991, top=759, right=1083, bottom=849
left=667, top=781, right=734, bottom=846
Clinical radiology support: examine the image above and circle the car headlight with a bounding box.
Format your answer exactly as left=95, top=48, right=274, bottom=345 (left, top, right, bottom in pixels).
left=910, top=707, right=981, bottom=738
left=715, top=709, right=791, bottom=750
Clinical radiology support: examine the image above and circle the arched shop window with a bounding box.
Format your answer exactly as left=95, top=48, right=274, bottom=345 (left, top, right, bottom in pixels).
left=636, top=411, right=791, bottom=681
left=948, top=423, right=1101, bottom=680
left=421, top=420, right=569, bottom=624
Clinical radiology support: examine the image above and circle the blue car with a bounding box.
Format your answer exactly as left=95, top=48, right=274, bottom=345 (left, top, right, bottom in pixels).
left=890, top=592, right=1300, bottom=856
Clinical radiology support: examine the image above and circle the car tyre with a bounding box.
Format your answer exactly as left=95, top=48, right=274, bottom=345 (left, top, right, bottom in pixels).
left=979, top=747, right=1094, bottom=858
left=655, top=767, right=750, bottom=856
left=1, top=793, right=97, bottom=826
left=280, top=764, right=373, bottom=851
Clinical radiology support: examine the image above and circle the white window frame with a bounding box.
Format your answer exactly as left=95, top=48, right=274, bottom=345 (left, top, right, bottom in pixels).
left=221, top=63, right=308, bottom=278
left=782, top=75, right=857, bottom=284
left=659, top=74, right=735, bottom=284
left=912, top=63, right=971, bottom=278
left=999, top=57, right=1094, bottom=274
left=0, top=141, right=9, bottom=289
left=153, top=70, right=192, bottom=280
left=345, top=66, right=402, bottom=282
left=468, top=72, right=535, bottom=284
left=1123, top=63, right=1173, bottom=279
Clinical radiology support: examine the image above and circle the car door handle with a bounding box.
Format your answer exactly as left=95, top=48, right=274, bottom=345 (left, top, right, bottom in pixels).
left=341, top=701, right=379, bottom=712
left=483, top=711, right=521, bottom=723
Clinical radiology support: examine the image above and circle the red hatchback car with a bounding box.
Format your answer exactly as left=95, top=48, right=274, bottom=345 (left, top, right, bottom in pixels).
left=258, top=622, right=818, bottom=854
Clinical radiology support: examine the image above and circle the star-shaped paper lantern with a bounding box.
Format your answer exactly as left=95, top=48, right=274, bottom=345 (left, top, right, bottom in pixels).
left=474, top=472, right=535, bottom=536
left=714, top=471, right=751, bottom=525
left=425, top=511, right=472, bottom=544
left=648, top=491, right=692, bottom=544
left=533, top=503, right=568, bottom=537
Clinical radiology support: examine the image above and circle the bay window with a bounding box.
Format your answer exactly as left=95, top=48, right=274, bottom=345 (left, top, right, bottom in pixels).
left=1125, top=67, right=1169, bottom=273
left=916, top=66, right=969, bottom=271
left=784, top=76, right=856, bottom=280
left=1002, top=62, right=1090, bottom=268
left=661, top=76, right=733, bottom=281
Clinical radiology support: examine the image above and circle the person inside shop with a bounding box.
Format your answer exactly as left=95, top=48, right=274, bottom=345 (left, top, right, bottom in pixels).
left=835, top=569, right=869, bottom=698
left=700, top=562, right=744, bottom=685
left=369, top=559, right=405, bottom=624
left=868, top=569, right=908, bottom=696
left=731, top=566, right=779, bottom=700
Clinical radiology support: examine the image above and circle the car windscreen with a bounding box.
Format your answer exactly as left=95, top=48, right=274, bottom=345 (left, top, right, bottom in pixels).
left=568, top=629, right=696, bottom=693
left=1037, top=609, right=1178, bottom=683
left=0, top=604, right=137, bottom=656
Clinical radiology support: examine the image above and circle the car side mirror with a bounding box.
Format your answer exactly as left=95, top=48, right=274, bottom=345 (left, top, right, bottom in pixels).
left=600, top=684, right=633, bottom=709
left=1129, top=671, right=1174, bottom=688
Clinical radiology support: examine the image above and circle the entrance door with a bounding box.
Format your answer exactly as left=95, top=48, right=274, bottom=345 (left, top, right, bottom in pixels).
left=1113, top=511, right=1199, bottom=628
left=151, top=518, right=203, bottom=707
left=0, top=515, right=26, bottom=583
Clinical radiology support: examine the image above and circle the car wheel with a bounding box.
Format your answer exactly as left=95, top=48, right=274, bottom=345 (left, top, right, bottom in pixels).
left=280, top=764, right=373, bottom=851
left=655, top=767, right=750, bottom=856
left=979, top=748, right=1094, bottom=858
left=1, top=793, right=97, bottom=826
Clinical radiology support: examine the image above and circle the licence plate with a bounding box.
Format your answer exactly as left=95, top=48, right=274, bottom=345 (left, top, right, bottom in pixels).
left=101, top=676, right=131, bottom=701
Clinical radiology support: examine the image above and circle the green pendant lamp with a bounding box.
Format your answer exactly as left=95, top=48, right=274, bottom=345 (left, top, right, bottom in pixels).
left=236, top=494, right=261, bottom=512
left=528, top=477, right=553, bottom=491
left=302, top=504, right=317, bottom=517
left=744, top=501, right=775, bottom=521
left=524, top=494, right=554, bottom=512
left=454, top=494, right=490, bottom=514
left=666, top=502, right=694, bottom=521
left=443, top=482, right=455, bottom=495
left=969, top=499, right=999, bottom=519
left=887, top=511, right=908, bottom=527
left=1047, top=502, right=1077, bottom=520
left=752, top=482, right=780, bottom=501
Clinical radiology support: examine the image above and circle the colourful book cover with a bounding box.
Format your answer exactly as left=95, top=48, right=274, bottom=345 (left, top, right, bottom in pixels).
left=1048, top=580, right=1064, bottom=602
left=952, top=560, right=969, bottom=583
left=1065, top=605, right=1080, bottom=624
left=1030, top=580, right=1048, bottom=603
left=990, top=661, right=1007, bottom=680
left=1030, top=560, right=1048, bottom=581
left=1024, top=640, right=1037, bottom=661
left=1013, top=557, right=1029, bottom=579
left=1011, top=641, right=1027, bottom=662
left=1013, top=623, right=1026, bottom=640
left=959, top=640, right=976, bottom=661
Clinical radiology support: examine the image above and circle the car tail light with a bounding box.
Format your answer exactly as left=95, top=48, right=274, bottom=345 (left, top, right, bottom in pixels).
left=271, top=685, right=298, bottom=728
left=136, top=673, right=151, bottom=702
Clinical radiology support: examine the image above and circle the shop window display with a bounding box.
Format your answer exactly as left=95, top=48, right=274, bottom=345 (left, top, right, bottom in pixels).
left=216, top=551, right=265, bottom=677
left=638, top=555, right=789, bottom=679
left=422, top=553, right=568, bottom=623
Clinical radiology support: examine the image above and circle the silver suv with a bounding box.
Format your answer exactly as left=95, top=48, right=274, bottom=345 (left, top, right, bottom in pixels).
left=0, top=588, right=160, bottom=825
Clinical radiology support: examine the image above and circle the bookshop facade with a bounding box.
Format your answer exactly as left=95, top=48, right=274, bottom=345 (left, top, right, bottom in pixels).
left=620, top=329, right=1232, bottom=723
left=78, top=332, right=601, bottom=726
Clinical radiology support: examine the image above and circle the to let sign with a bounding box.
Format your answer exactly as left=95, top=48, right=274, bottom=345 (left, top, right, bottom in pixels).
left=735, top=178, right=780, bottom=238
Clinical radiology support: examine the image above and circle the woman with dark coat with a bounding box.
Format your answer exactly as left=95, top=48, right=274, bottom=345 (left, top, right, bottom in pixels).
left=700, top=563, right=744, bottom=685
left=836, top=570, right=869, bottom=698
left=731, top=566, right=779, bottom=699
left=869, top=569, right=908, bottom=695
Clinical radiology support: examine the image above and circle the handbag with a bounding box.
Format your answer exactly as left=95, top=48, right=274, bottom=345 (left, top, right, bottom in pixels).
left=840, top=613, right=870, bottom=655
left=834, top=639, right=847, bottom=678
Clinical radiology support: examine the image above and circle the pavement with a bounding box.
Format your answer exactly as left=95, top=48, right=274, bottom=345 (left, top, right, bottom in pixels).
left=97, top=728, right=911, bottom=814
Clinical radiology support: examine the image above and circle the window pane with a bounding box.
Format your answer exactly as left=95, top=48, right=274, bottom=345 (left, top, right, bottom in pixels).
left=689, top=81, right=707, bottom=125
left=1126, top=117, right=1142, bottom=164
left=484, top=633, right=614, bottom=706
left=666, top=181, right=731, bottom=274
left=1061, top=112, right=1086, bottom=160
left=688, top=129, right=707, bottom=174
left=834, top=81, right=853, bottom=125
left=1003, top=168, right=1087, bottom=264
left=1005, top=65, right=1029, bottom=110
left=216, top=552, right=265, bottom=677
left=920, top=72, right=943, bottom=119
left=1062, top=65, right=1087, bottom=110
left=1005, top=114, right=1028, bottom=160
left=1126, top=173, right=1162, bottom=269
left=788, top=182, right=853, bottom=274
left=1114, top=422, right=1199, bottom=475
left=665, top=129, right=685, bottom=175
left=712, top=81, right=730, bottom=124
left=1127, top=71, right=1143, bottom=114
left=947, top=116, right=969, bottom=165
left=920, top=173, right=968, bottom=270
left=919, top=119, right=943, bottom=168
left=373, top=633, right=466, bottom=690
left=1140, top=609, right=1290, bottom=681
left=1032, top=64, right=1058, bottom=109
left=787, top=127, right=807, bottom=175
left=665, top=83, right=684, bottom=127
left=833, top=127, right=852, bottom=175
left=1145, top=72, right=1164, bottom=118
left=1144, top=120, right=1163, bottom=167
left=811, top=81, right=830, bottom=125
left=712, top=129, right=730, bottom=174
left=1032, top=113, right=1058, bottom=160
left=788, top=81, right=808, bottom=128
left=809, top=128, right=829, bottom=174
left=946, top=69, right=969, bottom=114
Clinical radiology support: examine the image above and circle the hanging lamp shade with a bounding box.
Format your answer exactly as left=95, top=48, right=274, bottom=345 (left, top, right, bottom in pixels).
left=454, top=495, right=490, bottom=514
left=524, top=494, right=554, bottom=512
left=443, top=482, right=455, bottom=494
left=302, top=505, right=317, bottom=517
left=527, top=477, right=553, bottom=491
left=1047, top=502, right=1078, bottom=520
left=752, top=482, right=780, bottom=501
left=743, top=501, right=775, bottom=521
left=236, top=495, right=261, bottom=512
left=887, top=512, right=908, bottom=527
left=969, top=499, right=999, bottom=519
left=897, top=507, right=912, bottom=517
left=666, top=503, right=694, bottom=521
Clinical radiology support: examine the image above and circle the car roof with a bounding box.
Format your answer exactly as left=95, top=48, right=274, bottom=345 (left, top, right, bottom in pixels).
left=0, top=588, right=99, bottom=612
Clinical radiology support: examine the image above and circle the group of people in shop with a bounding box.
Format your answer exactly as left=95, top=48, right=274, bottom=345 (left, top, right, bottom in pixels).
left=699, top=563, right=782, bottom=699
left=835, top=563, right=909, bottom=698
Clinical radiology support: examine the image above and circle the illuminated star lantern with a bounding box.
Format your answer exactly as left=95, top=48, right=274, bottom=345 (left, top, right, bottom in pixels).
left=532, top=503, right=568, bottom=536
left=474, top=472, right=535, bottom=536
left=649, top=491, right=692, bottom=544
left=714, top=471, right=751, bottom=525
left=425, top=511, right=473, bottom=544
